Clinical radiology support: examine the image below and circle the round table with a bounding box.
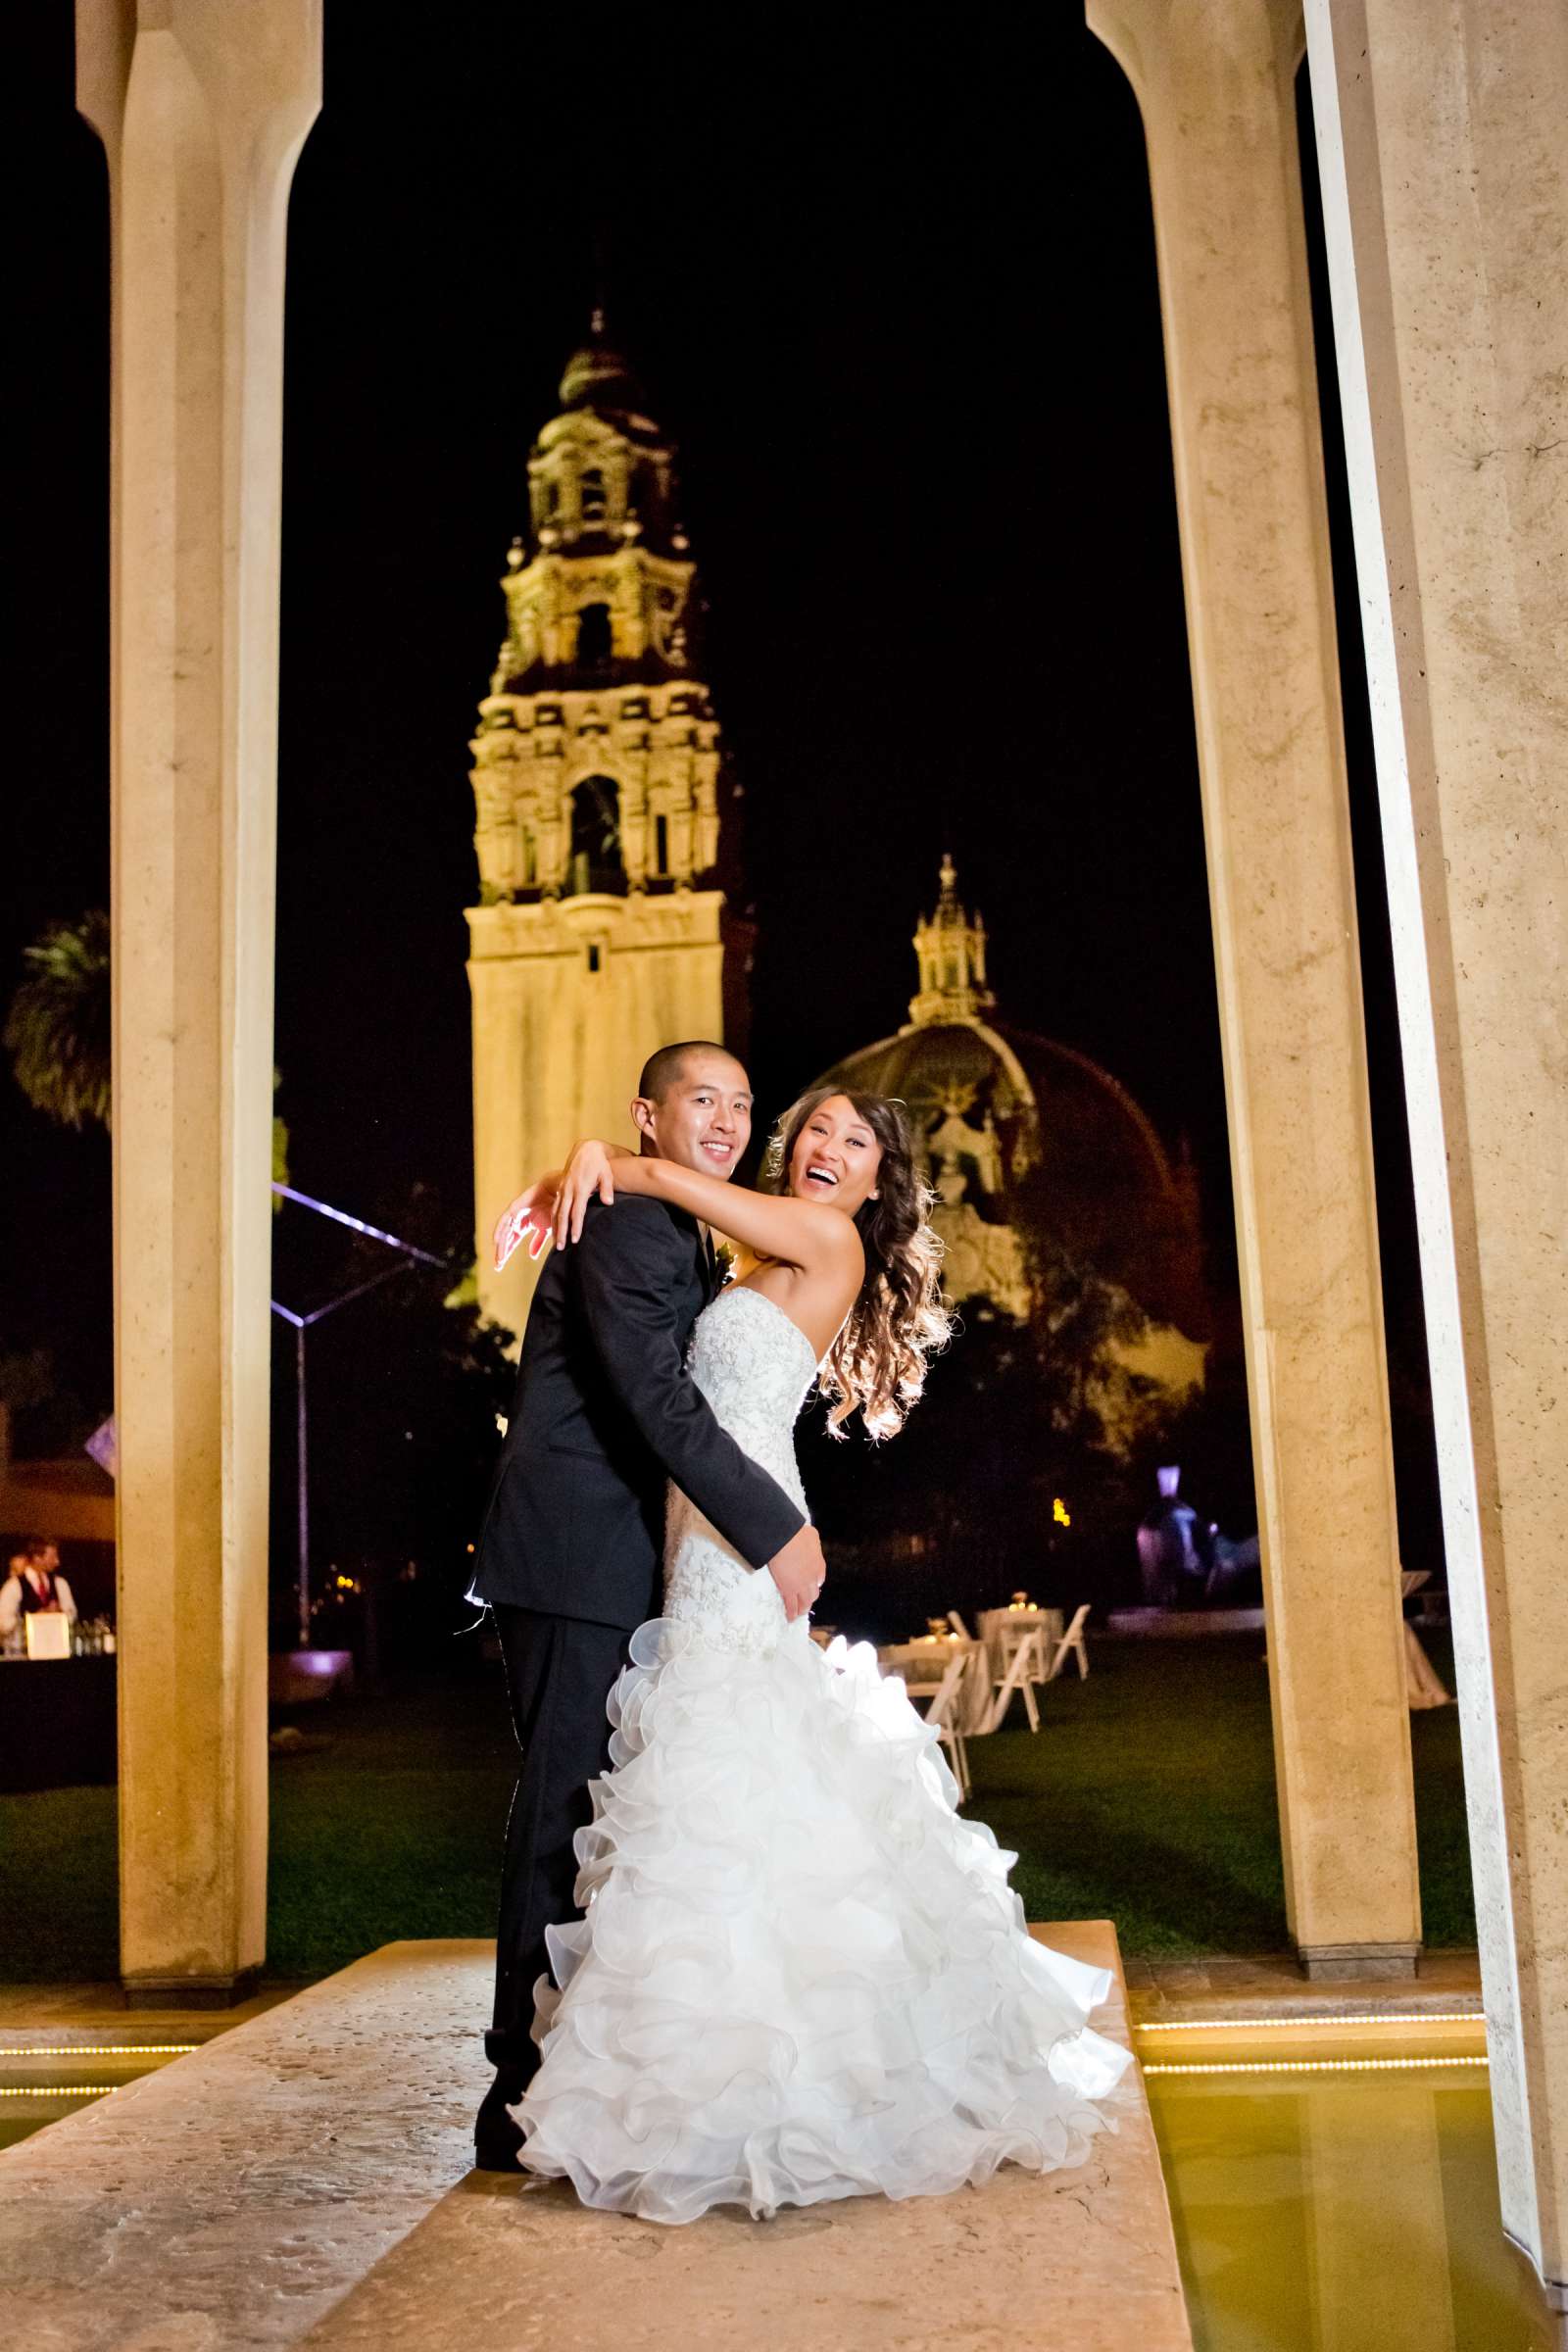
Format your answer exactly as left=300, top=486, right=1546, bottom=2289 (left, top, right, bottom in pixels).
left=877, top=1637, right=992, bottom=1733
left=976, top=1606, right=1064, bottom=1684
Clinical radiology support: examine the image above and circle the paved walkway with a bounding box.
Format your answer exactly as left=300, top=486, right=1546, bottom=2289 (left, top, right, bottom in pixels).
left=0, top=1927, right=1190, bottom=2352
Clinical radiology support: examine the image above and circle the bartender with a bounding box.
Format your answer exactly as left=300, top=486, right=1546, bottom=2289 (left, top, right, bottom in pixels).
left=0, top=1538, right=78, bottom=1643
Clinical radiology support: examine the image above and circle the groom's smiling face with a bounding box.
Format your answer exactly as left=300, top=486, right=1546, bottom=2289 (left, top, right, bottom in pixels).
left=633, top=1049, right=754, bottom=1180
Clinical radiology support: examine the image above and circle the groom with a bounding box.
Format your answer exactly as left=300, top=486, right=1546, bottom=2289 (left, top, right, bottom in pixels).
left=468, top=1039, right=826, bottom=2169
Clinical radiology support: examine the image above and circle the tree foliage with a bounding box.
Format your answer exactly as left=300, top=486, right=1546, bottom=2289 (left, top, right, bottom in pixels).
left=802, top=1144, right=1201, bottom=1632
left=5, top=911, right=291, bottom=1191
left=5, top=910, right=112, bottom=1131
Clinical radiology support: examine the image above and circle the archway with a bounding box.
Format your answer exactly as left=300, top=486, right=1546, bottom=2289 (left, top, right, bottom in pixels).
left=567, top=775, right=624, bottom=896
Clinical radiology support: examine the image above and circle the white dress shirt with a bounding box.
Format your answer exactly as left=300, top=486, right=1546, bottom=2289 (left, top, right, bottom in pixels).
left=0, top=1569, right=77, bottom=1639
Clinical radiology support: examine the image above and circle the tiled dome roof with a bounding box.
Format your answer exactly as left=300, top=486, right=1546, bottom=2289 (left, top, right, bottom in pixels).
left=813, top=862, right=1208, bottom=1338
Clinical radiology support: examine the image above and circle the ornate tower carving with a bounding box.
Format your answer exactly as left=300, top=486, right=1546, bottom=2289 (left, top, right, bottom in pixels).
left=466, top=319, right=742, bottom=1334
left=908, top=854, right=995, bottom=1028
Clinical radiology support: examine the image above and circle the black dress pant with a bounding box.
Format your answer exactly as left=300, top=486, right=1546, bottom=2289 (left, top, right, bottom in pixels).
left=485, top=1605, right=631, bottom=2078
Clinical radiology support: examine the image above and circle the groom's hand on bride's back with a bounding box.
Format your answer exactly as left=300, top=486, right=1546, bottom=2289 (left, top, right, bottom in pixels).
left=769, top=1523, right=827, bottom=1622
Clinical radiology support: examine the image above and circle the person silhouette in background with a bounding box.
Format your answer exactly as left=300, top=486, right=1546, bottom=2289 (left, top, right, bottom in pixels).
left=0, top=1538, right=77, bottom=1646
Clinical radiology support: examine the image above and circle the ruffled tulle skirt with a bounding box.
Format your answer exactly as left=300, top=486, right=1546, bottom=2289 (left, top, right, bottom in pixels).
left=513, top=1619, right=1132, bottom=2225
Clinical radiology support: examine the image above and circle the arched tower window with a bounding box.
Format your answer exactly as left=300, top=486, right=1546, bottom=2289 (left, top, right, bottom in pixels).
left=529, top=473, right=559, bottom=534
left=576, top=602, right=612, bottom=671
left=569, top=776, right=624, bottom=895
left=630, top=460, right=658, bottom=532
left=579, top=466, right=608, bottom=524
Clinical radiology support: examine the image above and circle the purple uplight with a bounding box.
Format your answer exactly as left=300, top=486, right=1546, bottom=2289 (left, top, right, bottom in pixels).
left=270, top=1183, right=449, bottom=1268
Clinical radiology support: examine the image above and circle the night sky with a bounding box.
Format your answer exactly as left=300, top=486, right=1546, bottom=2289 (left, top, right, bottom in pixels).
left=4, top=6, right=1436, bottom=1547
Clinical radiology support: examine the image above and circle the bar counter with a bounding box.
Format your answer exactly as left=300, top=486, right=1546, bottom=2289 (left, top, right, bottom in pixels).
left=0, top=1654, right=118, bottom=1791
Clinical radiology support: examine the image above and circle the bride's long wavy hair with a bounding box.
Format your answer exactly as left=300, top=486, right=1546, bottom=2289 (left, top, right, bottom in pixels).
left=762, top=1088, right=952, bottom=1440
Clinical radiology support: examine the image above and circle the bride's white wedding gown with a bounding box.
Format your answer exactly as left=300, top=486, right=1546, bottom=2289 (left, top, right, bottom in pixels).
left=513, top=1282, right=1132, bottom=2224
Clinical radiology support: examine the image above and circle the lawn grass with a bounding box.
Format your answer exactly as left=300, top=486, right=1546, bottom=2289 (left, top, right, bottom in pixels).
left=0, top=1634, right=1476, bottom=1982
left=0, top=1780, right=120, bottom=1980
left=264, top=1681, right=519, bottom=1978
left=970, top=1631, right=1476, bottom=1955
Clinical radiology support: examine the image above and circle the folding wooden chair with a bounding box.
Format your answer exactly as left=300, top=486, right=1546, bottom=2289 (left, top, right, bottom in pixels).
left=991, top=1614, right=1028, bottom=1667
left=1047, top=1603, right=1092, bottom=1681
left=903, top=1645, right=973, bottom=1799
left=947, top=1609, right=975, bottom=1641
left=985, top=1627, right=1047, bottom=1734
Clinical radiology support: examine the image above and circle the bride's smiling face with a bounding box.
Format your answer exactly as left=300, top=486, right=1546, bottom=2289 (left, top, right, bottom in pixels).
left=786, top=1095, right=883, bottom=1216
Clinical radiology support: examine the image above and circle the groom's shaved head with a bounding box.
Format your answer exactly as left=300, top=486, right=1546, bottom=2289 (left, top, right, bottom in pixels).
left=638, top=1040, right=731, bottom=1102
left=631, top=1043, right=753, bottom=1177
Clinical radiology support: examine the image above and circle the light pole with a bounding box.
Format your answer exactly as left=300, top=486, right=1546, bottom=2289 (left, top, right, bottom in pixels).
left=270, top=1185, right=449, bottom=1650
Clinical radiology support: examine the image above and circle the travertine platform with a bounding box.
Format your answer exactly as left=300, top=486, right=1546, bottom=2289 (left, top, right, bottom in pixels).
left=0, top=1929, right=1190, bottom=2352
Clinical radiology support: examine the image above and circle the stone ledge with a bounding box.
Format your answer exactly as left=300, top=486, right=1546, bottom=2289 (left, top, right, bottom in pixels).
left=1128, top=1944, right=1481, bottom=2025
left=0, top=1930, right=1190, bottom=2352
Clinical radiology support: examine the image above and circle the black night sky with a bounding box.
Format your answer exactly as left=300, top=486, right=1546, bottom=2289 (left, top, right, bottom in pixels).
left=4, top=6, right=1439, bottom=1561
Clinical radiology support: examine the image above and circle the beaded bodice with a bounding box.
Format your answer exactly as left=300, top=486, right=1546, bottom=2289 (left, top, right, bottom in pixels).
left=662, top=1285, right=817, bottom=1657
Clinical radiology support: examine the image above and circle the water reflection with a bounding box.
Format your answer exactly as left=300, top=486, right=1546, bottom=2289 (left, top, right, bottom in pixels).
left=1, top=2088, right=109, bottom=2152
left=1149, top=2060, right=1554, bottom=2351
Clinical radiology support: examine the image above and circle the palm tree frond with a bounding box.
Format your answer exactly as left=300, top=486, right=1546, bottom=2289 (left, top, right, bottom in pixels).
left=4, top=909, right=113, bottom=1131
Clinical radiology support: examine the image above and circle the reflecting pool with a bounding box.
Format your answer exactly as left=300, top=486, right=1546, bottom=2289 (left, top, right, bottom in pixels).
left=2, top=2021, right=1559, bottom=2349
left=1144, top=2018, right=1555, bottom=2350
left=0, top=2046, right=188, bottom=2152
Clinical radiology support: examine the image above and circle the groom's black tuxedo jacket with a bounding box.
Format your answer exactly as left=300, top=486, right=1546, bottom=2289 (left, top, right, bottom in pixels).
left=468, top=1193, right=806, bottom=1632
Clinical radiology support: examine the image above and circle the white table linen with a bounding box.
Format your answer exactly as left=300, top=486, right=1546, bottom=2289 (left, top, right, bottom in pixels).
left=878, top=1637, right=992, bottom=1733
left=977, top=1606, right=1064, bottom=1683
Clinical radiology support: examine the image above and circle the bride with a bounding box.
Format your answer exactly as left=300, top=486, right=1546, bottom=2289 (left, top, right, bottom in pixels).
left=509, top=1086, right=1131, bottom=2224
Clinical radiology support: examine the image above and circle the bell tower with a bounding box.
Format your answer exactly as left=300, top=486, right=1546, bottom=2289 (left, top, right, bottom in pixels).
left=466, top=318, right=743, bottom=1335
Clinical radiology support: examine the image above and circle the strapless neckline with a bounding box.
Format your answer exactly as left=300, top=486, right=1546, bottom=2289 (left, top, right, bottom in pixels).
left=703, top=1279, right=819, bottom=1378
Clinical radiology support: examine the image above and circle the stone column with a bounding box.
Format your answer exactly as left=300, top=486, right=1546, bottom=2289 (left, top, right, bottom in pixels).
left=1306, top=0, right=1568, bottom=2304
left=75, top=0, right=321, bottom=1999
left=1085, top=0, right=1421, bottom=1970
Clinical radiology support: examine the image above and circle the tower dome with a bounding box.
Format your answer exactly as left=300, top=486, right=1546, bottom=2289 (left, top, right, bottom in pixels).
left=813, top=859, right=1210, bottom=1364
left=558, top=309, right=654, bottom=426
left=510, top=315, right=684, bottom=585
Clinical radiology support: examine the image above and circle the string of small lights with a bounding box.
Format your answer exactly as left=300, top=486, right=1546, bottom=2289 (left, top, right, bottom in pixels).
left=1142, top=2054, right=1490, bottom=2078
left=0, top=2084, right=122, bottom=2100
left=0, top=2044, right=199, bottom=2059
left=1138, top=2011, right=1481, bottom=2034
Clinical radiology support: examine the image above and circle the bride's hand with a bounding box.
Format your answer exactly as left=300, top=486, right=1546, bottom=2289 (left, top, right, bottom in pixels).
left=493, top=1176, right=562, bottom=1272
left=554, top=1140, right=618, bottom=1249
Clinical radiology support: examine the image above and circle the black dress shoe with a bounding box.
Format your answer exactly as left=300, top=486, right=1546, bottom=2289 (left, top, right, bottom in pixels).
left=473, top=2069, right=528, bottom=2171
